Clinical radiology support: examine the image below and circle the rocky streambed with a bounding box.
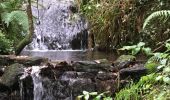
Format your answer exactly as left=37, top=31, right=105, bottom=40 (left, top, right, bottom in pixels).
left=0, top=55, right=147, bottom=100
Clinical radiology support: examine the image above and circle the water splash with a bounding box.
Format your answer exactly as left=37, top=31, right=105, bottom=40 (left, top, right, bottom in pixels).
left=28, top=0, right=88, bottom=50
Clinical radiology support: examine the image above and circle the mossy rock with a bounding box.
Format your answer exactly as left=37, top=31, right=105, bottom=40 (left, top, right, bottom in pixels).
left=116, top=55, right=136, bottom=62
left=113, top=55, right=136, bottom=70
left=0, top=63, right=24, bottom=87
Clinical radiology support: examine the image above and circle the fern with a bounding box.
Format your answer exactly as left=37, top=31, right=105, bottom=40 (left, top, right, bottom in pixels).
left=143, top=10, right=170, bottom=30
left=1, top=11, right=28, bottom=31
left=0, top=0, right=23, bottom=12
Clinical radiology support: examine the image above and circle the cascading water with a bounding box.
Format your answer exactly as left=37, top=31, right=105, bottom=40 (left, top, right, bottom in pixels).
left=21, top=1, right=90, bottom=99
left=31, top=66, right=44, bottom=100
left=27, top=0, right=88, bottom=50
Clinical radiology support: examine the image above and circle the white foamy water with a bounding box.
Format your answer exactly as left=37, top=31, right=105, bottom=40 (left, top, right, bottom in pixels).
left=28, top=0, right=88, bottom=50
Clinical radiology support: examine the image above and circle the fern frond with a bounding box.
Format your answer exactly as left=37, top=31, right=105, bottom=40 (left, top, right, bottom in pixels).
left=1, top=11, right=28, bottom=31
left=0, top=0, right=23, bottom=12
left=143, top=10, right=170, bottom=30
left=0, top=1, right=12, bottom=11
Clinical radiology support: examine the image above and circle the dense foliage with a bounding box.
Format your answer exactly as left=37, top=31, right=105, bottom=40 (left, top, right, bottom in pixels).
left=76, top=1, right=170, bottom=99
left=0, top=30, right=13, bottom=54
left=0, top=0, right=33, bottom=55
left=0, top=0, right=28, bottom=54
left=78, top=0, right=170, bottom=50
left=115, top=51, right=170, bottom=100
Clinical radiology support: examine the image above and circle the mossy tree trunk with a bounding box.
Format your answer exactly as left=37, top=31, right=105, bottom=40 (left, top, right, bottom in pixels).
left=15, top=0, right=34, bottom=55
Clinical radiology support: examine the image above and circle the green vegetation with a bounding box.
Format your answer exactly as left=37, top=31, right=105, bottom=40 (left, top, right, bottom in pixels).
left=76, top=1, right=170, bottom=99
left=77, top=91, right=112, bottom=100
left=1, top=0, right=170, bottom=99
left=77, top=0, right=170, bottom=51
left=0, top=0, right=33, bottom=55
left=115, top=52, right=170, bottom=99
left=0, top=30, right=13, bottom=54
left=119, top=42, right=152, bottom=56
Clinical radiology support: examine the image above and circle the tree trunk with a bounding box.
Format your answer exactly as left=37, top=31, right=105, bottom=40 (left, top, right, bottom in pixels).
left=15, top=0, right=34, bottom=55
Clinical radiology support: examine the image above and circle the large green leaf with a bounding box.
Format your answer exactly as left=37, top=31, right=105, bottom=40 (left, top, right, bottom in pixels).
left=119, top=45, right=136, bottom=50
left=137, top=42, right=145, bottom=47
left=132, top=47, right=140, bottom=55
left=165, top=42, right=170, bottom=51
left=1, top=11, right=28, bottom=31
left=142, top=47, right=152, bottom=55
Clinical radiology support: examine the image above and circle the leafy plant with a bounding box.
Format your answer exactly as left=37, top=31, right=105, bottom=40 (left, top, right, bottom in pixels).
left=0, top=0, right=34, bottom=55
left=116, top=43, right=170, bottom=99
left=115, top=83, right=140, bottom=100
left=77, top=91, right=112, bottom=100
left=1, top=11, right=28, bottom=31
left=78, top=0, right=170, bottom=50
left=119, top=42, right=152, bottom=55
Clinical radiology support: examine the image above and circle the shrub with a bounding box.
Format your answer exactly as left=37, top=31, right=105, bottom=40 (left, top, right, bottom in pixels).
left=0, top=31, right=13, bottom=54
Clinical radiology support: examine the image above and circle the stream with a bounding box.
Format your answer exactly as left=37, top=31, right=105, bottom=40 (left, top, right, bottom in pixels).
left=21, top=50, right=117, bottom=61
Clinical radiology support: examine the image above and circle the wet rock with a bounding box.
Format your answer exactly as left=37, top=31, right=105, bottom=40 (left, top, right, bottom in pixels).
left=60, top=71, right=77, bottom=80
left=0, top=55, right=48, bottom=66
left=69, top=5, right=78, bottom=13
left=54, top=61, right=73, bottom=71
left=113, top=55, right=136, bottom=70
left=120, top=64, right=147, bottom=79
left=0, top=55, right=15, bottom=65
left=0, top=63, right=24, bottom=88
left=19, top=57, right=48, bottom=66
left=41, top=79, right=70, bottom=100
left=9, top=90, right=21, bottom=100
left=94, top=59, right=110, bottom=64
left=40, top=63, right=73, bottom=79
left=40, top=66, right=57, bottom=79
left=71, top=78, right=96, bottom=98
left=73, top=61, right=113, bottom=72
left=97, top=71, right=117, bottom=81
left=0, top=66, right=5, bottom=76
left=15, top=59, right=147, bottom=99
left=20, top=76, right=34, bottom=100
left=0, top=92, right=8, bottom=100
left=96, top=79, right=117, bottom=93
left=77, top=72, right=96, bottom=79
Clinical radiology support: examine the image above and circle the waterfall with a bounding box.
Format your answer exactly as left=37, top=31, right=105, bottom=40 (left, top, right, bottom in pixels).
left=31, top=66, right=44, bottom=100
left=27, top=0, right=88, bottom=50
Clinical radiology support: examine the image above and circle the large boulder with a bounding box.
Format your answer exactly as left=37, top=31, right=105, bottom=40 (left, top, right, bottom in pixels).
left=72, top=61, right=113, bottom=72
left=113, top=55, right=136, bottom=70
left=16, top=56, right=48, bottom=66
left=120, top=64, right=147, bottom=79
left=0, top=63, right=24, bottom=89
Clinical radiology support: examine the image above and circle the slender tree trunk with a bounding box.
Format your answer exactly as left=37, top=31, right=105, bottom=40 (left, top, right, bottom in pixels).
left=15, top=0, right=34, bottom=55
